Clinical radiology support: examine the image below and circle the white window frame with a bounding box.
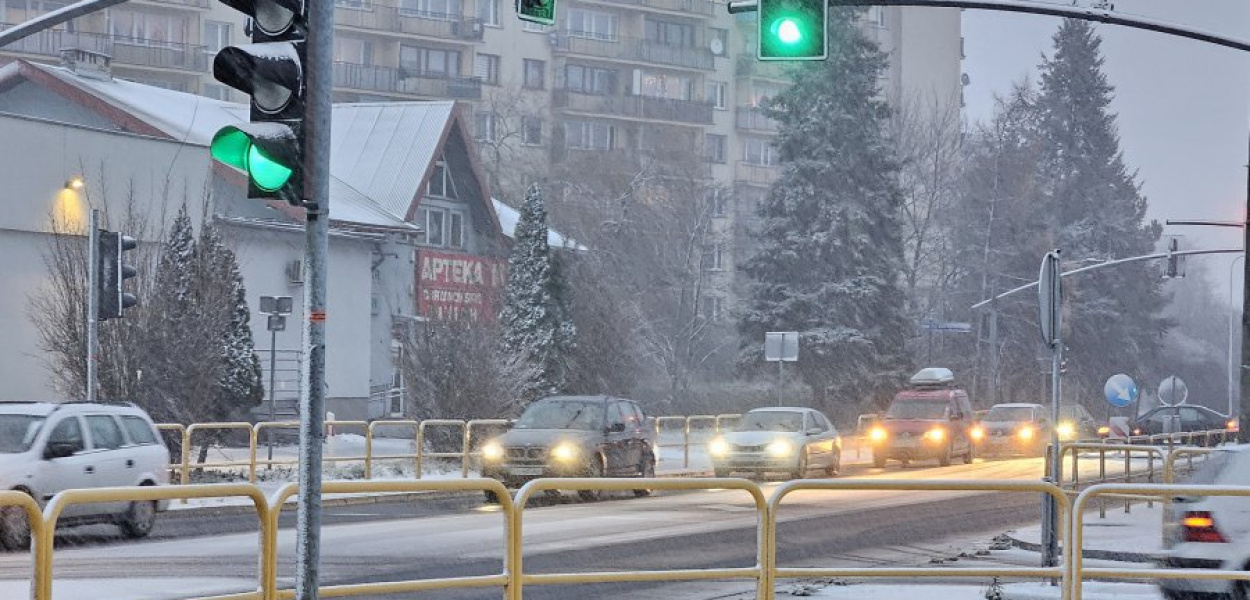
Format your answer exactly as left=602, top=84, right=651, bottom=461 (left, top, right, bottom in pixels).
left=744, top=138, right=778, bottom=166
left=203, top=20, right=231, bottom=54
left=522, top=117, right=543, bottom=146
left=523, top=58, right=545, bottom=90
left=476, top=0, right=500, bottom=26
left=474, top=111, right=498, bottom=143
left=705, top=80, right=726, bottom=110
left=473, top=53, right=500, bottom=85
left=566, top=8, right=616, bottom=41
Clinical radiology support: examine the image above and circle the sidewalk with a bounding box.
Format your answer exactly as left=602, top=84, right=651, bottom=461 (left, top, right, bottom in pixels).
left=1005, top=503, right=1164, bottom=562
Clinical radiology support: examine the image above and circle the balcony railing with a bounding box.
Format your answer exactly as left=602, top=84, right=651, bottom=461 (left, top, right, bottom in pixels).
left=0, top=25, right=210, bottom=73
left=333, top=61, right=482, bottom=99
left=334, top=1, right=485, bottom=42
left=554, top=89, right=714, bottom=125
left=735, top=106, right=779, bottom=132
left=735, top=161, right=781, bottom=185
left=734, top=55, right=791, bottom=81
left=551, top=33, right=714, bottom=71
left=586, top=0, right=716, bottom=16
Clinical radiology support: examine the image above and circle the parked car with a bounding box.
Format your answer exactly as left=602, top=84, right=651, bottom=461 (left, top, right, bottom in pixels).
left=1057, top=404, right=1100, bottom=441
left=707, top=407, right=841, bottom=479
left=1131, top=405, right=1234, bottom=441
left=972, top=403, right=1051, bottom=457
left=1156, top=444, right=1250, bottom=600
left=869, top=368, right=975, bottom=468
left=0, top=401, right=171, bottom=550
left=478, top=396, right=655, bottom=501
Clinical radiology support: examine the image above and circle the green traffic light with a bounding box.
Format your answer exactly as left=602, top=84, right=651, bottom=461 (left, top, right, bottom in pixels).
left=773, top=17, right=802, bottom=45
left=210, top=128, right=293, bottom=192
left=757, top=0, right=826, bottom=61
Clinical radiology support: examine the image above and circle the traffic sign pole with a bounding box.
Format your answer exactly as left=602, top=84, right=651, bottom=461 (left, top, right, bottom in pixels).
left=1038, top=250, right=1062, bottom=571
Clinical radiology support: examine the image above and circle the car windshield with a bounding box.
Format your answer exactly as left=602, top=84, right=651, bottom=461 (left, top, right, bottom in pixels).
left=735, top=411, right=804, bottom=432
left=984, top=407, right=1035, bottom=422
left=514, top=401, right=604, bottom=430
left=1058, top=406, right=1087, bottom=421
left=0, top=415, right=44, bottom=453
left=886, top=399, right=948, bottom=420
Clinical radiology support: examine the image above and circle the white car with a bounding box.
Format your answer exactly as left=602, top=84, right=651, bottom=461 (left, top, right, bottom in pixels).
left=0, top=401, right=171, bottom=549
left=708, top=407, right=842, bottom=479
left=1157, top=444, right=1250, bottom=600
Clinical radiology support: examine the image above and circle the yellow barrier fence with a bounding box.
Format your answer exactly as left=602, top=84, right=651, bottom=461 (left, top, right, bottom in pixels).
left=465, top=419, right=511, bottom=478
left=767, top=479, right=1071, bottom=600
left=0, top=491, right=45, bottom=600
left=1071, top=482, right=1250, bottom=600
left=364, top=419, right=420, bottom=479
left=416, top=419, right=467, bottom=477
left=183, top=423, right=260, bottom=485
left=1058, top=443, right=1164, bottom=515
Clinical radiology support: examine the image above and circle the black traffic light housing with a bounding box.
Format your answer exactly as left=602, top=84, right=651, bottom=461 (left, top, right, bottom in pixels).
left=98, top=230, right=138, bottom=320
left=210, top=0, right=307, bottom=206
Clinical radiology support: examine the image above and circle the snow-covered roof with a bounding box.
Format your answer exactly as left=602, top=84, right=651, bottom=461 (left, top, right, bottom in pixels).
left=491, top=198, right=585, bottom=251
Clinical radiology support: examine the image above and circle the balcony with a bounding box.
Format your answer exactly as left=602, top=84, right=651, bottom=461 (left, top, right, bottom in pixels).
left=583, top=0, right=717, bottom=17
left=734, top=55, right=792, bottom=81
left=333, top=61, right=482, bottom=99
left=334, top=1, right=485, bottom=42
left=0, top=26, right=210, bottom=73
left=133, top=0, right=212, bottom=8
left=551, top=34, right=714, bottom=71
left=554, top=90, right=713, bottom=125
left=735, top=161, right=780, bottom=186
left=735, top=106, right=779, bottom=132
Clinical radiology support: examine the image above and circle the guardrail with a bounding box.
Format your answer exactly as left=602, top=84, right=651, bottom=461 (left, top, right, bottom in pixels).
left=1071, top=482, right=1250, bottom=600
left=24, top=476, right=1250, bottom=600
left=1058, top=443, right=1164, bottom=515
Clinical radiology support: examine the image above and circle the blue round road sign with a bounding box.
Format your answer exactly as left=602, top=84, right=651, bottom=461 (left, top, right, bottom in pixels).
left=1104, top=374, right=1138, bottom=408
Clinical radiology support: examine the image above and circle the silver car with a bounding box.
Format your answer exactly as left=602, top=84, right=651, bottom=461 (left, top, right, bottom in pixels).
left=708, top=407, right=842, bottom=479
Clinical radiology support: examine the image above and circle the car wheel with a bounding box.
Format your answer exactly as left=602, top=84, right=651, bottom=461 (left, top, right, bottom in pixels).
left=483, top=490, right=501, bottom=504
left=962, top=445, right=975, bottom=464
left=0, top=504, right=31, bottom=551
left=825, top=452, right=841, bottom=477
left=789, top=450, right=809, bottom=480
left=119, top=500, right=158, bottom=539
left=872, top=453, right=887, bottom=469
left=938, top=444, right=952, bottom=467
left=634, top=456, right=655, bottom=497
left=578, top=457, right=604, bottom=502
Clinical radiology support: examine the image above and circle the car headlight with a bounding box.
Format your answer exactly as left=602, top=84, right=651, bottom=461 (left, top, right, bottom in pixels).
left=482, top=441, right=504, bottom=461
left=970, top=426, right=985, bottom=442
left=767, top=439, right=794, bottom=457
left=869, top=427, right=887, bottom=443
left=924, top=428, right=946, bottom=442
left=551, top=442, right=579, bottom=462
left=1097, top=426, right=1111, bottom=437
left=708, top=438, right=729, bottom=457
left=1056, top=422, right=1076, bottom=440
left=1018, top=426, right=1035, bottom=441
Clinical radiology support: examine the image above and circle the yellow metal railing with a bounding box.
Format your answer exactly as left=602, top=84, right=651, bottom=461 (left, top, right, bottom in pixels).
left=1070, top=482, right=1250, bottom=600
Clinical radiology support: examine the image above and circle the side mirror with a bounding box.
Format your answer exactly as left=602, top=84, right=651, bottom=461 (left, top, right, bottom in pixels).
left=606, top=423, right=626, bottom=434
left=44, top=441, right=77, bottom=460
left=806, top=428, right=822, bottom=436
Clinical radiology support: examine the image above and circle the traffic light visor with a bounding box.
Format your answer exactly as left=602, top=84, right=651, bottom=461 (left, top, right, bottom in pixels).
left=248, top=143, right=293, bottom=191
left=211, top=125, right=296, bottom=192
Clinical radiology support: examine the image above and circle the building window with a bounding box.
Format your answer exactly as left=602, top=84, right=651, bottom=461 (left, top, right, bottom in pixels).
left=336, top=0, right=368, bottom=9
left=401, top=0, right=462, bottom=19
left=564, top=120, right=615, bottom=151
left=565, top=64, right=616, bottom=95
left=704, top=133, right=726, bottom=164
left=566, top=8, right=616, bottom=41
left=401, top=45, right=461, bottom=77
left=709, top=27, right=728, bottom=52
left=202, top=83, right=231, bottom=101
left=705, top=80, right=726, bottom=110
left=476, top=0, right=499, bottom=26
left=701, top=245, right=723, bottom=271
left=416, top=206, right=467, bottom=248
left=474, top=111, right=498, bottom=142
left=701, top=296, right=723, bottom=321
left=474, top=53, right=500, bottom=85
left=449, top=212, right=465, bottom=249
left=706, top=188, right=729, bottom=217
left=335, top=37, right=374, bottom=64
left=522, top=117, right=543, bottom=145
left=204, top=20, right=231, bottom=54
left=744, top=137, right=778, bottom=166
left=523, top=59, right=545, bottom=89
left=645, top=18, right=694, bottom=47
left=638, top=71, right=692, bottom=101
left=750, top=83, right=783, bottom=107
left=110, top=10, right=189, bottom=45
left=867, top=6, right=885, bottom=27
left=426, top=157, right=458, bottom=198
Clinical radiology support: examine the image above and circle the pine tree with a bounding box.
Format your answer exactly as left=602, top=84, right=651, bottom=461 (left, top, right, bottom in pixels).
left=144, top=205, right=202, bottom=423
left=1034, top=19, right=1167, bottom=397
left=738, top=7, right=911, bottom=413
left=198, top=220, right=264, bottom=421
left=500, top=183, right=577, bottom=411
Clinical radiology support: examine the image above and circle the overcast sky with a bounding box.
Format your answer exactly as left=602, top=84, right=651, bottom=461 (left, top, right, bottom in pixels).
left=962, top=0, right=1250, bottom=303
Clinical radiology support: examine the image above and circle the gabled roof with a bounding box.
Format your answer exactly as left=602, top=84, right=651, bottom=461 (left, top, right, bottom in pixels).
left=0, top=61, right=501, bottom=236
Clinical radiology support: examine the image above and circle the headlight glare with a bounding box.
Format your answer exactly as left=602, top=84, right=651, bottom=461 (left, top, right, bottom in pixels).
left=767, top=439, right=794, bottom=457
left=552, top=443, right=578, bottom=462
left=970, top=426, right=985, bottom=441
left=482, top=442, right=504, bottom=461
left=1018, top=426, right=1035, bottom=441
left=869, top=427, right=887, bottom=442
left=709, top=438, right=729, bottom=457
left=925, top=428, right=946, bottom=442
left=1056, top=422, right=1076, bottom=440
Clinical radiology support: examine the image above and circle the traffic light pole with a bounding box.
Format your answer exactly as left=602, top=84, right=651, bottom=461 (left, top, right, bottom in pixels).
left=86, top=209, right=99, bottom=404
left=1241, top=133, right=1250, bottom=444
left=295, top=0, right=332, bottom=598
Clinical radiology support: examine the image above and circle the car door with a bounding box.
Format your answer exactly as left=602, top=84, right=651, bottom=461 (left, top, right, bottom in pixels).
left=804, top=411, right=834, bottom=469
left=82, top=414, right=133, bottom=515
left=623, top=402, right=649, bottom=470
left=34, top=415, right=95, bottom=517
left=601, top=401, right=631, bottom=475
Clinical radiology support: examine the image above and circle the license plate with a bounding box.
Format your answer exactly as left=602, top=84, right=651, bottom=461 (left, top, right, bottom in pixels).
left=509, top=466, right=544, bottom=476
left=894, top=438, right=918, bottom=448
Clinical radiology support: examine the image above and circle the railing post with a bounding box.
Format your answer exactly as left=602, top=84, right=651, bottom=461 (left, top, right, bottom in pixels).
left=1123, top=450, right=1131, bottom=514
left=248, top=425, right=258, bottom=484
left=683, top=418, right=692, bottom=469
left=365, top=423, right=374, bottom=480
left=1098, top=448, right=1106, bottom=519
left=416, top=421, right=425, bottom=479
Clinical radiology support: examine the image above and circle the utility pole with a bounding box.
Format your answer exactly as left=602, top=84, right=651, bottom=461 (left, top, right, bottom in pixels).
left=1241, top=133, right=1250, bottom=443
left=86, top=209, right=99, bottom=403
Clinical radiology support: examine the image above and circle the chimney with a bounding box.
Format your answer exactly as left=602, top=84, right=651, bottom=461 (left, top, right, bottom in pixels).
left=59, top=48, right=112, bottom=81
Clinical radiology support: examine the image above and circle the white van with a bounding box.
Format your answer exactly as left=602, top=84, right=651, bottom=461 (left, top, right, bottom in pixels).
left=1157, top=444, right=1250, bottom=600
left=0, top=401, right=171, bottom=549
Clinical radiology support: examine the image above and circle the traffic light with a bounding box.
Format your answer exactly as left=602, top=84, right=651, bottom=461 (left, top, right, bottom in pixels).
left=516, top=0, right=554, bottom=25
left=210, top=0, right=307, bottom=205
left=1165, top=237, right=1183, bottom=278
left=98, top=230, right=138, bottom=320
left=757, top=0, right=827, bottom=61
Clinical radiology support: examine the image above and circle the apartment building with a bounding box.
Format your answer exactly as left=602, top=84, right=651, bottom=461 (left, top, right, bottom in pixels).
left=0, top=1, right=962, bottom=319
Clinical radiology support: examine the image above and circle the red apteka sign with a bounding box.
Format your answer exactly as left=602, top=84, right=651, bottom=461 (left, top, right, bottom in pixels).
left=416, top=250, right=506, bottom=322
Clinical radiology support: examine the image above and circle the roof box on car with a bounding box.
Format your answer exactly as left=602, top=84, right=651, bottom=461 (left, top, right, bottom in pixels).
left=909, top=367, right=955, bottom=388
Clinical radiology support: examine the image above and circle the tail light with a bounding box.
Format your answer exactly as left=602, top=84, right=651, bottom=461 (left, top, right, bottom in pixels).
left=1096, top=426, right=1110, bottom=437
left=1229, top=419, right=1240, bottom=433
left=1181, top=511, right=1227, bottom=543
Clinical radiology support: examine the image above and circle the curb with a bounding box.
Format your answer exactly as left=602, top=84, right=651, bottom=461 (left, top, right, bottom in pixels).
left=1004, top=531, right=1159, bottom=563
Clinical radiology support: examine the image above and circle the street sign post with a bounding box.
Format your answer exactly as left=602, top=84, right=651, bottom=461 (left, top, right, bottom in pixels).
left=260, top=295, right=293, bottom=462
left=1037, top=250, right=1062, bottom=570
left=765, top=332, right=798, bottom=406
left=1158, top=375, right=1189, bottom=406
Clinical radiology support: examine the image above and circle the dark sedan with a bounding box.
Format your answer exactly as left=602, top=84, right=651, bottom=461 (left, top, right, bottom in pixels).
left=1130, top=405, right=1234, bottom=441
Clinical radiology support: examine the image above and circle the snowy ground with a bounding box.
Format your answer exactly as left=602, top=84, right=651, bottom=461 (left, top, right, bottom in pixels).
left=1008, top=502, right=1164, bottom=557
left=781, top=581, right=1160, bottom=600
